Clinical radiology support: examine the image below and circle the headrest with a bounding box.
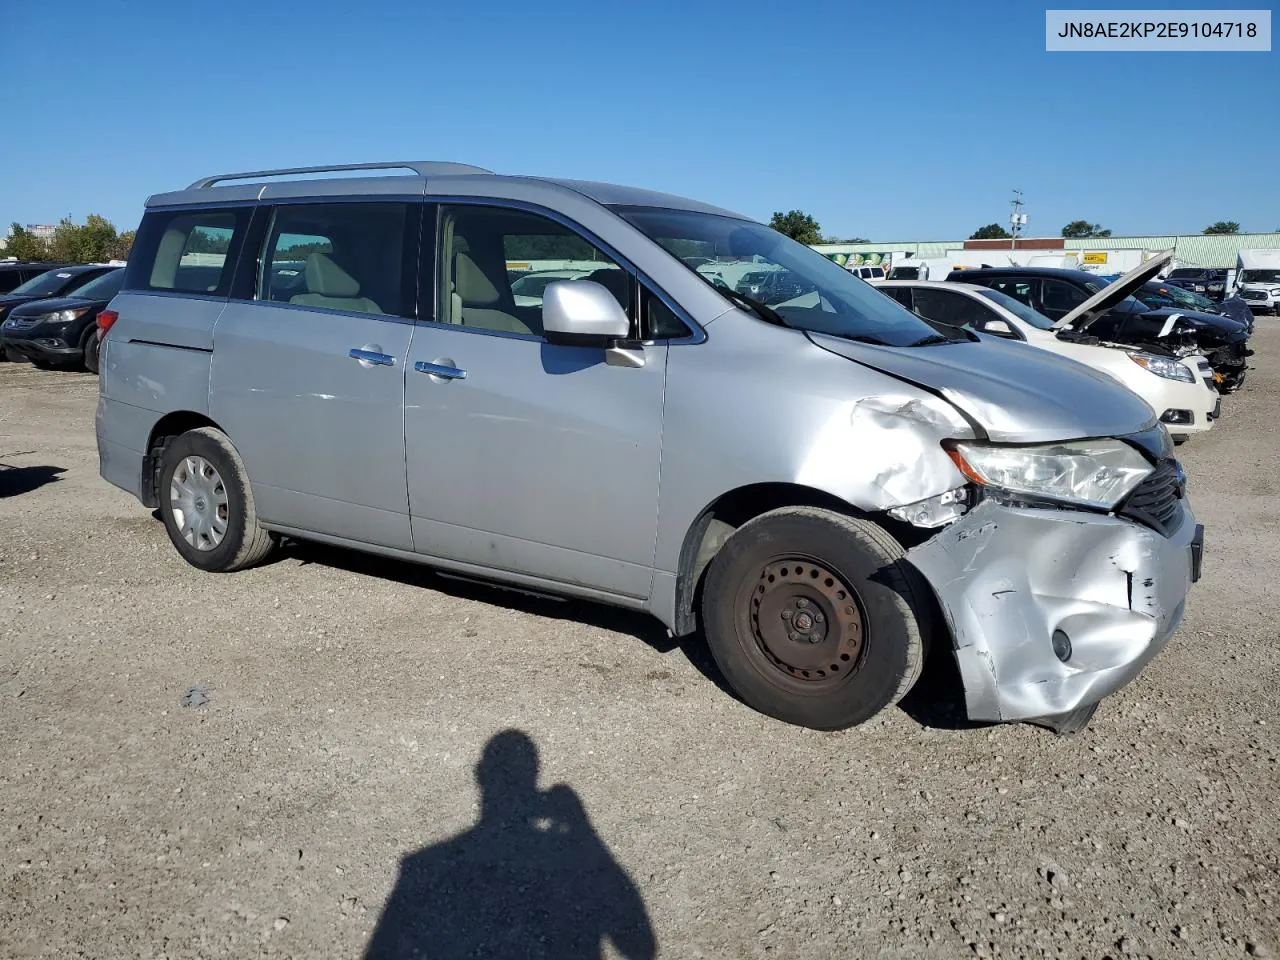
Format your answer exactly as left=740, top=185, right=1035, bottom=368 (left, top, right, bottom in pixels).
left=455, top=252, right=502, bottom=306
left=305, top=253, right=360, bottom=297
left=583, top=267, right=628, bottom=308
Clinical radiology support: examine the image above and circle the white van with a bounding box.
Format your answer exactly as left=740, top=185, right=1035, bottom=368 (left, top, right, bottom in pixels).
left=1234, top=249, right=1280, bottom=314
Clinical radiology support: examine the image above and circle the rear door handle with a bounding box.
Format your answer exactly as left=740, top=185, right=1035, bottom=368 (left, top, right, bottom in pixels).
left=415, top=359, right=467, bottom=381
left=350, top=347, right=395, bottom=367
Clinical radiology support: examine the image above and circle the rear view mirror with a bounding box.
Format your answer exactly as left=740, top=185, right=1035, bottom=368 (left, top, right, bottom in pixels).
left=983, top=319, right=1014, bottom=336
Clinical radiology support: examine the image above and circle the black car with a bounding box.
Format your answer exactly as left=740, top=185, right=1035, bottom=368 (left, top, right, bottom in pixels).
left=0, top=267, right=124, bottom=373
left=0, top=260, right=74, bottom=294
left=948, top=261, right=1253, bottom=392
left=1162, top=267, right=1228, bottom=302
left=0, top=263, right=119, bottom=346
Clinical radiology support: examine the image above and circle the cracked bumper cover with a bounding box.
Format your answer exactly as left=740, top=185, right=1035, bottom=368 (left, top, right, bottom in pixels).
left=906, top=499, right=1199, bottom=723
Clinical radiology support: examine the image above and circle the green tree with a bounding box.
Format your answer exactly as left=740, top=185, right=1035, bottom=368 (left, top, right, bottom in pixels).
left=969, top=223, right=1011, bottom=240
left=106, top=229, right=136, bottom=261
left=1061, top=220, right=1112, bottom=238
left=1203, top=221, right=1241, bottom=235
left=822, top=235, right=869, bottom=244
left=48, top=214, right=122, bottom=263
left=769, top=210, right=823, bottom=245
left=4, top=224, right=50, bottom=260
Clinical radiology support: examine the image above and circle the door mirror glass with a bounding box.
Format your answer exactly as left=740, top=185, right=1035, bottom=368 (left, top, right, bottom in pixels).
left=542, top=280, right=631, bottom=344
left=983, top=319, right=1014, bottom=336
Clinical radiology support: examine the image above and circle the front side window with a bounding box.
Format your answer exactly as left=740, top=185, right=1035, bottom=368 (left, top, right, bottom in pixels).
left=256, top=202, right=413, bottom=319
left=973, top=287, right=1055, bottom=329
left=125, top=208, right=251, bottom=295
left=437, top=205, right=632, bottom=337
left=614, top=206, right=958, bottom=347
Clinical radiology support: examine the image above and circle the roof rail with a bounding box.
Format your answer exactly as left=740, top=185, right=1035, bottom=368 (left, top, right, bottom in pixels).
left=186, top=161, right=494, bottom=190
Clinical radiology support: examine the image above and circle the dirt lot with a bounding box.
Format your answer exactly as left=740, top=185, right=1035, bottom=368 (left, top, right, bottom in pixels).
left=1, top=325, right=1278, bottom=960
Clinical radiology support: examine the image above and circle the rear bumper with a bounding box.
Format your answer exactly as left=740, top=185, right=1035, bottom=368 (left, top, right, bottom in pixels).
left=907, top=498, right=1199, bottom=724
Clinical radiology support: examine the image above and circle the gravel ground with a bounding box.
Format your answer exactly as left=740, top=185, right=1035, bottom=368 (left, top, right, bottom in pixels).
left=1, top=325, right=1277, bottom=960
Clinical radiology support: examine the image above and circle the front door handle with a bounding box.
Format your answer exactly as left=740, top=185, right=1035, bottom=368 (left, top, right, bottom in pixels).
left=415, top=359, right=468, bottom=381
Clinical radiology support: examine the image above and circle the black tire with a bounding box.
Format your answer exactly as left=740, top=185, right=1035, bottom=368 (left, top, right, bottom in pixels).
left=700, top=507, right=930, bottom=731
left=157, top=427, right=276, bottom=572
left=82, top=327, right=100, bottom=374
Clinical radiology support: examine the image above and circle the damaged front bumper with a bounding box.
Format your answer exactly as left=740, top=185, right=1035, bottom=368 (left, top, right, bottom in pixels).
left=906, top=498, right=1202, bottom=724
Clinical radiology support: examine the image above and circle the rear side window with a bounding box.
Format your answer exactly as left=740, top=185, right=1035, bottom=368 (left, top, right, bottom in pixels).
left=255, top=202, right=416, bottom=319
left=125, top=207, right=252, bottom=295
left=987, top=278, right=1034, bottom=306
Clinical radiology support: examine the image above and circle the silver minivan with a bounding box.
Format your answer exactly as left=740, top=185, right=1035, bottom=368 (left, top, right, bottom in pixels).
left=95, top=161, right=1203, bottom=733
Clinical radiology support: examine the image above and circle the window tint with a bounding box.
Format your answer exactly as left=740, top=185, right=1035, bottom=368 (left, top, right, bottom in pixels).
left=256, top=203, right=413, bottom=319
left=438, top=205, right=631, bottom=337
left=987, top=277, right=1034, bottom=306
left=911, top=288, right=1000, bottom=331
left=645, top=289, right=691, bottom=339
left=125, top=207, right=251, bottom=295
left=1041, top=279, right=1089, bottom=314
left=69, top=268, right=125, bottom=300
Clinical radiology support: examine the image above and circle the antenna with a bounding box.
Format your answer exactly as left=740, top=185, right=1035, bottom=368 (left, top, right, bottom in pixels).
left=1009, top=190, right=1027, bottom=250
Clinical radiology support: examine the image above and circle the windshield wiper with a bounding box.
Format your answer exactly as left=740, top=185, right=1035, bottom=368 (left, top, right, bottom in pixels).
left=712, top=284, right=789, bottom=328
left=905, top=333, right=954, bottom=347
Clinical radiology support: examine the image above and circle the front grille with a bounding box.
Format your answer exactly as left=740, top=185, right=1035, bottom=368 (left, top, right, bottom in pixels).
left=1119, top=459, right=1185, bottom=537
left=1241, top=289, right=1267, bottom=301
left=2, top=316, right=36, bottom=330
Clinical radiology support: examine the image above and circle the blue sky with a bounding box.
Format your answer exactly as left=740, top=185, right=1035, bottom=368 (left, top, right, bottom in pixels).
left=4, top=0, right=1277, bottom=241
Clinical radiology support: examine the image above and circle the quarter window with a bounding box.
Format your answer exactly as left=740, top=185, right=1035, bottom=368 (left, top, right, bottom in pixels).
left=256, top=202, right=414, bottom=319
left=437, top=205, right=632, bottom=337
left=125, top=208, right=251, bottom=295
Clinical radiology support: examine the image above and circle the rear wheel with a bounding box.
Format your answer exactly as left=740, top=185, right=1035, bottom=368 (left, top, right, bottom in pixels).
left=700, top=507, right=931, bottom=730
left=158, top=427, right=276, bottom=572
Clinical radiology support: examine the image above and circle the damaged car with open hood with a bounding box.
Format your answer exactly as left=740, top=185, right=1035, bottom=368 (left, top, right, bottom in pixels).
left=96, top=161, right=1204, bottom=737
left=949, top=254, right=1252, bottom=394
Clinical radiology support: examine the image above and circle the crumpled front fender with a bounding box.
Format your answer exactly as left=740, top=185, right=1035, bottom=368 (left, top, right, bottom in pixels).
left=906, top=499, right=1198, bottom=723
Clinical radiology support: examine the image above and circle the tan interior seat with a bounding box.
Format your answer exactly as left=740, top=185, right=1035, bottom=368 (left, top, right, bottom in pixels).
left=290, top=253, right=382, bottom=314
left=450, top=252, right=533, bottom=335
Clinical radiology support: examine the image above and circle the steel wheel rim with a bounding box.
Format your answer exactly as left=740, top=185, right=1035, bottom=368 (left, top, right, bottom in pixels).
left=169, top=455, right=229, bottom=552
left=747, top=557, right=865, bottom=688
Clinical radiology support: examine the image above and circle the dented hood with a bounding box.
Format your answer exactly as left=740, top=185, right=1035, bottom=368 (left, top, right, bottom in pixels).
left=806, top=330, right=1158, bottom=443
left=1054, top=250, right=1174, bottom=331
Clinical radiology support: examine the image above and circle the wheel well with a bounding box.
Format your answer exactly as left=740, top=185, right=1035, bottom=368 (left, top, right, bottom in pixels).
left=140, top=412, right=221, bottom=508
left=671, top=483, right=860, bottom=637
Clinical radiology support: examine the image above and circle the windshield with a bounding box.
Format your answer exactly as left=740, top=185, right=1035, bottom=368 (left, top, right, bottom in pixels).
left=613, top=206, right=958, bottom=347
left=1166, top=269, right=1205, bottom=279
left=9, top=268, right=90, bottom=298
left=973, top=287, right=1055, bottom=329
left=1241, top=269, right=1280, bottom=283
left=1141, top=281, right=1213, bottom=311
left=68, top=268, right=124, bottom=300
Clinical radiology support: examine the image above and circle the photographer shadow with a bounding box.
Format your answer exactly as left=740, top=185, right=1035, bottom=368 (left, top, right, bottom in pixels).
left=364, top=729, right=656, bottom=960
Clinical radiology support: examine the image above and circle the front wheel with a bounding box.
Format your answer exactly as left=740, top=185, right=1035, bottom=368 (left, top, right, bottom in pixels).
left=83, top=327, right=101, bottom=374
left=158, top=427, right=276, bottom=572
left=700, top=507, right=931, bottom=731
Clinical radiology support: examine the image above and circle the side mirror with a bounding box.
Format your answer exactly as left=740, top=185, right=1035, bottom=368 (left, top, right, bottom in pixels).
left=542, top=280, right=630, bottom=345
left=983, top=319, right=1014, bottom=336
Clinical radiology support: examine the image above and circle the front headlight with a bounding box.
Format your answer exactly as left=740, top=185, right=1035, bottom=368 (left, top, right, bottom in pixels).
left=947, top=439, right=1153, bottom=509
left=1129, top=352, right=1195, bottom=382
left=33, top=308, right=89, bottom=324
left=1270, top=288, right=1280, bottom=297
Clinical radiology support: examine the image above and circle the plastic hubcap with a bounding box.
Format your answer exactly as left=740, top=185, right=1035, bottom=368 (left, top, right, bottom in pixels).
left=170, top=455, right=229, bottom=552
left=749, top=559, right=864, bottom=683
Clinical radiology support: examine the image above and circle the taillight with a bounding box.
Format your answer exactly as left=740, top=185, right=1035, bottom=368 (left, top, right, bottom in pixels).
left=97, top=309, right=118, bottom=335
